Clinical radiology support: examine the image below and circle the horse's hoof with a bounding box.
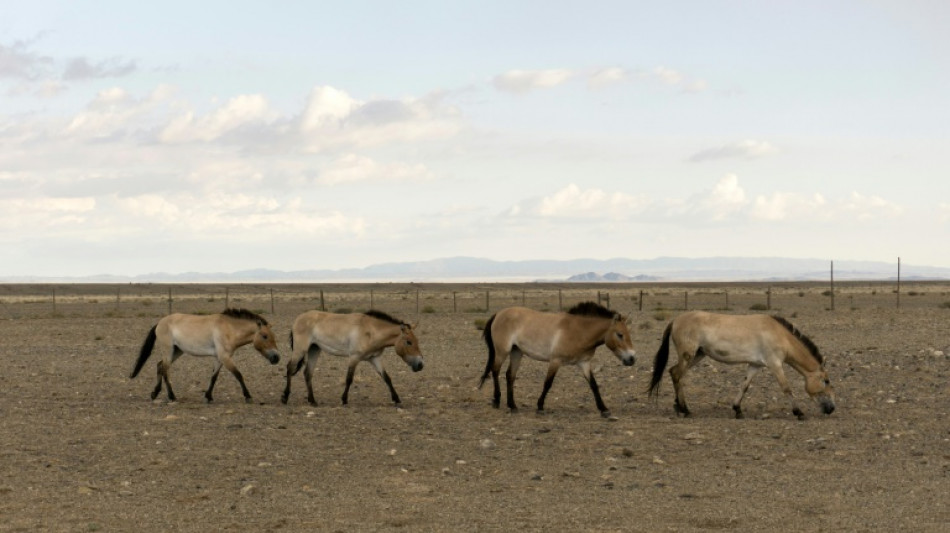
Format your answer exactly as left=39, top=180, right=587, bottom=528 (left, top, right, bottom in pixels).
left=280, top=396, right=289, bottom=405
left=733, top=406, right=744, bottom=419
left=600, top=410, right=612, bottom=419
left=491, top=401, right=500, bottom=409
left=793, top=408, right=805, bottom=420
left=244, top=397, right=252, bottom=404
left=393, top=402, right=402, bottom=408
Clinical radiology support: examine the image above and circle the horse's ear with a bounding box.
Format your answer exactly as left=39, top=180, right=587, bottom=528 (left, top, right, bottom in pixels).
left=612, top=312, right=623, bottom=322
left=400, top=323, right=410, bottom=333
left=256, top=319, right=264, bottom=329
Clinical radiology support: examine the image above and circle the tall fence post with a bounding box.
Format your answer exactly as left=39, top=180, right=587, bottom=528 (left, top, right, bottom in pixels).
left=270, top=288, right=275, bottom=314
left=453, top=291, right=457, bottom=313
left=416, top=290, right=420, bottom=313
left=830, top=260, right=835, bottom=311
left=485, top=290, right=490, bottom=312
left=684, top=291, right=688, bottom=311
left=638, top=290, right=644, bottom=311
left=558, top=289, right=562, bottom=311
left=320, top=290, right=326, bottom=311
left=767, top=286, right=772, bottom=311
left=897, top=257, right=901, bottom=310
left=168, top=287, right=172, bottom=314
left=225, top=287, right=230, bottom=309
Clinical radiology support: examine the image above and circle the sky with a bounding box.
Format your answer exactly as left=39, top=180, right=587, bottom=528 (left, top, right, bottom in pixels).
left=1, top=1, right=948, bottom=277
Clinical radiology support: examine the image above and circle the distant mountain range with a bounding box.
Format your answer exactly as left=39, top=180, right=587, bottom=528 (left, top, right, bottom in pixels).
left=4, top=256, right=948, bottom=283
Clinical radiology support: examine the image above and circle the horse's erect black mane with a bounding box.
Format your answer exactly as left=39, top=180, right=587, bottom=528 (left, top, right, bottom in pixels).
left=365, top=309, right=406, bottom=326
left=566, top=301, right=615, bottom=319
left=222, top=307, right=268, bottom=325
left=771, top=316, right=822, bottom=364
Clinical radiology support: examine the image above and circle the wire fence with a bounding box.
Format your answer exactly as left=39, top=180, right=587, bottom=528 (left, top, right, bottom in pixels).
left=1, top=281, right=948, bottom=320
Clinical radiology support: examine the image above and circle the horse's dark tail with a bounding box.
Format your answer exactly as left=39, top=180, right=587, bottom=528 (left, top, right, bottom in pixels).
left=648, top=322, right=673, bottom=398
left=130, top=325, right=157, bottom=379
left=289, top=331, right=306, bottom=375
left=478, top=314, right=497, bottom=389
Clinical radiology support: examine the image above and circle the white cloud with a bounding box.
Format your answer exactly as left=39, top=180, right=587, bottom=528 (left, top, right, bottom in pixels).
left=840, top=192, right=904, bottom=220
left=317, top=154, right=434, bottom=185
left=160, top=94, right=277, bottom=143
left=0, top=39, right=52, bottom=80
left=0, top=196, right=96, bottom=234
left=587, top=67, right=626, bottom=89
left=298, top=87, right=461, bottom=152
left=62, top=57, right=136, bottom=80
left=700, top=174, right=748, bottom=220
left=509, top=183, right=651, bottom=219
left=115, top=193, right=365, bottom=236
left=492, top=69, right=576, bottom=93
left=751, top=192, right=827, bottom=221
left=688, top=140, right=778, bottom=162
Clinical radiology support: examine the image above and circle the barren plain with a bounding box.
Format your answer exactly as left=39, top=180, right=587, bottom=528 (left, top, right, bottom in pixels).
left=0, top=282, right=948, bottom=532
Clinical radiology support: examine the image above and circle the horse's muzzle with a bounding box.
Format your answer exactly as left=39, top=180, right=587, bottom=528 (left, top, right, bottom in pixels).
left=410, top=360, right=424, bottom=372
left=620, top=353, right=636, bottom=367
left=267, top=352, right=280, bottom=365
left=820, top=398, right=835, bottom=415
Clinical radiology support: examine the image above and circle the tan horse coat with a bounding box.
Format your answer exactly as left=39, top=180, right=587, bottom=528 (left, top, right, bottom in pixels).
left=131, top=308, right=280, bottom=403
left=282, top=310, right=423, bottom=406
left=648, top=311, right=835, bottom=419
left=480, top=302, right=636, bottom=417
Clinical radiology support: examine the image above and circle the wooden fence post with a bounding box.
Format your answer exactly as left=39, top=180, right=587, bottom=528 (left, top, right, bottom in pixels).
left=320, top=290, right=326, bottom=311
left=558, top=289, right=562, bottom=311
left=168, top=287, right=172, bottom=314
left=830, top=260, right=835, bottom=311
left=270, top=288, right=275, bottom=314
left=225, top=287, right=230, bottom=309
left=766, top=286, right=771, bottom=311
left=638, top=290, right=644, bottom=311
left=453, top=291, right=457, bottom=313
left=684, top=291, right=688, bottom=311
left=485, top=290, right=490, bottom=312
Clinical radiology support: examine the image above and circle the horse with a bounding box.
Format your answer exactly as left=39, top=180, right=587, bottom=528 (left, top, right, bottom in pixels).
left=130, top=308, right=280, bottom=403
left=647, top=311, right=836, bottom=420
left=281, top=310, right=424, bottom=406
left=478, top=302, right=636, bottom=418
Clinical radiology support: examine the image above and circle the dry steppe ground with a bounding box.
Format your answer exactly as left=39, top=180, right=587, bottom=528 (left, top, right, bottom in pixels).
left=0, top=282, right=948, bottom=532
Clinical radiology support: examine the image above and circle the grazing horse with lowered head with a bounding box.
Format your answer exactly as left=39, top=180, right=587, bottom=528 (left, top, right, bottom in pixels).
left=479, top=302, right=636, bottom=418
left=282, top=310, right=424, bottom=406
left=130, top=308, right=280, bottom=403
left=648, top=311, right=835, bottom=420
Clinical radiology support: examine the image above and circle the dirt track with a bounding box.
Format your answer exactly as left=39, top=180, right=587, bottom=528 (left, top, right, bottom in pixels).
left=1, top=283, right=948, bottom=532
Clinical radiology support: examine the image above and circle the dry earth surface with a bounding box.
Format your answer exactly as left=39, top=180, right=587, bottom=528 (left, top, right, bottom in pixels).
left=1, top=282, right=948, bottom=532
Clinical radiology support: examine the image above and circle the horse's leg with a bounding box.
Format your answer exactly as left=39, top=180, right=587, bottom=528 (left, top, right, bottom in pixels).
left=155, top=346, right=182, bottom=401
left=536, top=359, right=561, bottom=414
left=732, top=365, right=762, bottom=419
left=670, top=348, right=704, bottom=417
left=578, top=360, right=611, bottom=417
left=341, top=356, right=363, bottom=406
left=218, top=353, right=252, bottom=403
left=491, top=347, right=510, bottom=409
left=303, top=346, right=321, bottom=406
left=505, top=350, right=523, bottom=412
left=205, top=359, right=223, bottom=403
left=766, top=361, right=804, bottom=420
left=369, top=356, right=401, bottom=406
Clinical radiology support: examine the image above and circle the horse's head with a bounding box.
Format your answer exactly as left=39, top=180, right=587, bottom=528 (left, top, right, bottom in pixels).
left=394, top=323, right=424, bottom=372
left=604, top=312, right=636, bottom=367
left=804, top=368, right=835, bottom=415
left=252, top=322, right=281, bottom=365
